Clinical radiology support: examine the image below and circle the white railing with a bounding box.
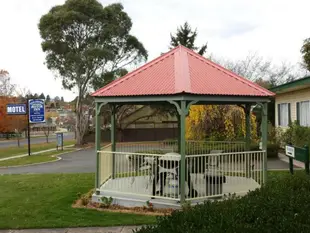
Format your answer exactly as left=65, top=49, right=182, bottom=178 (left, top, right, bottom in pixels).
left=98, top=150, right=265, bottom=201
left=98, top=151, right=181, bottom=201
left=186, top=150, right=265, bottom=200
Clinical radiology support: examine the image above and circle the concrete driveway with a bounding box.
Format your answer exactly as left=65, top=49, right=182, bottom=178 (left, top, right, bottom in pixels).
left=0, top=147, right=293, bottom=175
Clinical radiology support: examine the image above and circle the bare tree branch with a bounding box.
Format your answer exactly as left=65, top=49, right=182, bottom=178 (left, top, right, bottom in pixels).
left=0, top=70, right=16, bottom=96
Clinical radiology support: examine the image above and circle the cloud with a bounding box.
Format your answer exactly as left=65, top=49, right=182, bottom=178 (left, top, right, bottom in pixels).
left=215, top=22, right=259, bottom=39
left=0, top=0, right=309, bottom=101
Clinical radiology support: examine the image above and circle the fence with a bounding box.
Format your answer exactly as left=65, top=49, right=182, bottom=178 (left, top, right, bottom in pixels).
left=116, top=140, right=246, bottom=154
left=98, top=147, right=265, bottom=201
left=185, top=150, right=265, bottom=200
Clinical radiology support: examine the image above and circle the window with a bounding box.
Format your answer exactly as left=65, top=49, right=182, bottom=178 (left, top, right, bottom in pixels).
left=298, top=101, right=310, bottom=126
left=278, top=103, right=289, bottom=127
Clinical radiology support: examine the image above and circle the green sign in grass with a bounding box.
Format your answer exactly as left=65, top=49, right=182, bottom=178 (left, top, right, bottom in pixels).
left=285, top=145, right=309, bottom=174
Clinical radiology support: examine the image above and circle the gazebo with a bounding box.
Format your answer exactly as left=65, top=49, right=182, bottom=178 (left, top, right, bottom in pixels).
left=91, top=45, right=274, bottom=208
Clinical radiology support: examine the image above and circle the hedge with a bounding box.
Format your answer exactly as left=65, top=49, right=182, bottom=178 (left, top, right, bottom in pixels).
left=135, top=172, right=310, bottom=233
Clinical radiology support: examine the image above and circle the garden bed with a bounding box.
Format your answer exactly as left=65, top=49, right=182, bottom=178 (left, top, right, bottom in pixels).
left=72, top=189, right=174, bottom=216
left=73, top=202, right=174, bottom=216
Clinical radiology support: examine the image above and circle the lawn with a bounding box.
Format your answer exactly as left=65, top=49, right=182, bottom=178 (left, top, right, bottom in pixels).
left=0, top=149, right=75, bottom=167
left=0, top=173, right=156, bottom=229
left=0, top=140, right=76, bottom=159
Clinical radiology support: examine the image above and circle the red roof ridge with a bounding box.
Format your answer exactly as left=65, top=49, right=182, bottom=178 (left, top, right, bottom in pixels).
left=91, top=46, right=181, bottom=97
left=180, top=46, right=275, bottom=96
left=92, top=45, right=275, bottom=97
left=174, top=46, right=191, bottom=93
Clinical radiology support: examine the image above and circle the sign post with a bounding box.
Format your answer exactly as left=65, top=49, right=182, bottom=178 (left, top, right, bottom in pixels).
left=285, top=144, right=309, bottom=175
left=27, top=99, right=45, bottom=156
left=285, top=145, right=295, bottom=174
left=56, top=132, right=64, bottom=151
left=5, top=99, right=45, bottom=156
left=28, top=99, right=45, bottom=124
left=6, top=103, right=28, bottom=154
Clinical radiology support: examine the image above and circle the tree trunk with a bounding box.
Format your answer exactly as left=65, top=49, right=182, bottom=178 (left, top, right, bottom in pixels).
left=76, top=123, right=84, bottom=146
left=74, top=91, right=90, bottom=146
left=46, top=136, right=49, bottom=143
left=17, top=135, right=20, bottom=147
left=75, top=108, right=84, bottom=146
left=117, top=129, right=124, bottom=142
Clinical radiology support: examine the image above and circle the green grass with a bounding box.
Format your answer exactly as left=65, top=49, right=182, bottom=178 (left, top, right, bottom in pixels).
left=0, top=173, right=156, bottom=229
left=0, top=135, right=49, bottom=141
left=0, top=140, right=76, bottom=159
left=0, top=149, right=75, bottom=167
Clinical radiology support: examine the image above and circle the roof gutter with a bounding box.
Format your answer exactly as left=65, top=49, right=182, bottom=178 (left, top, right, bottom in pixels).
left=269, top=76, right=310, bottom=93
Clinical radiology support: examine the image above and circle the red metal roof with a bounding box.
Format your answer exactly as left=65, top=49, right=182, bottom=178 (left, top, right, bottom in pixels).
left=92, top=45, right=275, bottom=97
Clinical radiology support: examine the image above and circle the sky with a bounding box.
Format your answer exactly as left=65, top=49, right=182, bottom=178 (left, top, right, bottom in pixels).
left=0, top=0, right=309, bottom=102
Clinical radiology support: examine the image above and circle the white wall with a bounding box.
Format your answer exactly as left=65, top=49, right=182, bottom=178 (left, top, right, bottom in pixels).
left=275, top=87, right=310, bottom=128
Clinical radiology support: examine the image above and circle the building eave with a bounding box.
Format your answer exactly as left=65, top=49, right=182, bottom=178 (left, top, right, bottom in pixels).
left=270, top=76, right=310, bottom=94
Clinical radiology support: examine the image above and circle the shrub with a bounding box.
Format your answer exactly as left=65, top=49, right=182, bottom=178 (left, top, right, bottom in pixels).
left=76, top=188, right=94, bottom=206
left=250, top=143, right=279, bottom=158
left=266, top=143, right=280, bottom=158
left=99, top=196, right=113, bottom=208
left=283, top=121, right=310, bottom=147
left=185, top=143, right=246, bottom=155
left=135, top=172, right=310, bottom=233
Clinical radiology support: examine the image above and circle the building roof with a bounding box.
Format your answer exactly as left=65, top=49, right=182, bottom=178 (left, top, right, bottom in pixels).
left=269, top=76, right=310, bottom=94
left=92, top=45, right=274, bottom=97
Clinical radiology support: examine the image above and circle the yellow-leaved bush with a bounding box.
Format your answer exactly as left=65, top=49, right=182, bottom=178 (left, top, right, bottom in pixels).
left=186, top=105, right=257, bottom=141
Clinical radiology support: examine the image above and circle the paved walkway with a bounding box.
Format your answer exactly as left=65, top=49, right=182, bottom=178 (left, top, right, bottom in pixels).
left=0, top=145, right=75, bottom=162
left=278, top=152, right=305, bottom=168
left=0, top=226, right=142, bottom=233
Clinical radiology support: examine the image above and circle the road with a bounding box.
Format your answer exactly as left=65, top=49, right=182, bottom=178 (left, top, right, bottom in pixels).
left=0, top=148, right=95, bottom=174
left=0, top=132, right=75, bottom=148
left=0, top=147, right=294, bottom=175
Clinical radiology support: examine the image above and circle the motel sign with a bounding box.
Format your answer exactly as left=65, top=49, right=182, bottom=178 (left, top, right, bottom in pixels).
left=6, top=104, right=27, bottom=115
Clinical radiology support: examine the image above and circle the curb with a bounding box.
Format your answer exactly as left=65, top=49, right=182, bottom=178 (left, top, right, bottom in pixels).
left=268, top=168, right=302, bottom=171
left=0, top=225, right=144, bottom=233
left=0, top=149, right=79, bottom=169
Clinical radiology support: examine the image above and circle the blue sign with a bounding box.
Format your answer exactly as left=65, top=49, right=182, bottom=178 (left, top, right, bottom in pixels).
left=56, top=133, right=64, bottom=148
left=28, top=99, right=45, bottom=123
left=6, top=104, right=27, bottom=115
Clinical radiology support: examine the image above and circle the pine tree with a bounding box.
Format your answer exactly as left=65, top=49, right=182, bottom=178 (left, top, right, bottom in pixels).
left=170, top=22, right=207, bottom=56
left=46, top=95, right=51, bottom=103
left=39, top=93, right=45, bottom=99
